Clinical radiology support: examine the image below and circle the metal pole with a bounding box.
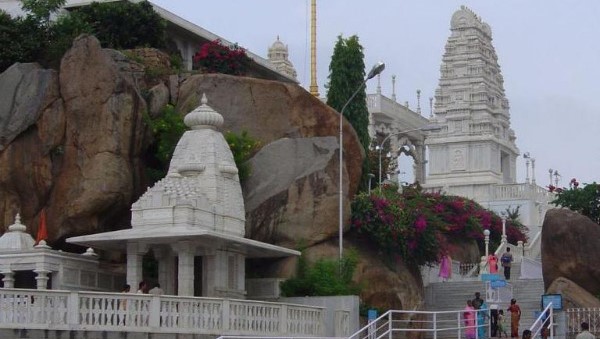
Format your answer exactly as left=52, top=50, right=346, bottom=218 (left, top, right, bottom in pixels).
left=501, top=216, right=507, bottom=244
left=378, top=146, right=383, bottom=186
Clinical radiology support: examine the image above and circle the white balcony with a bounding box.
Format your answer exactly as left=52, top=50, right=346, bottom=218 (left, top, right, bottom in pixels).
left=0, top=288, right=326, bottom=336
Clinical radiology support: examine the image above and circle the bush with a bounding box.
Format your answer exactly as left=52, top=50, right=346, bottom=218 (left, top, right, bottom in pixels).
left=144, top=105, right=186, bottom=182
left=551, top=179, right=600, bottom=224
left=193, top=39, right=250, bottom=75
left=224, top=130, right=260, bottom=182
left=351, top=184, right=527, bottom=266
left=0, top=11, right=45, bottom=71
left=280, top=250, right=361, bottom=297
left=70, top=0, right=167, bottom=49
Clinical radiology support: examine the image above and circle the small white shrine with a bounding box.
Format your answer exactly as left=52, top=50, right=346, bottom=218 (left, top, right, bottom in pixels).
left=0, top=214, right=124, bottom=291
left=67, top=94, right=299, bottom=298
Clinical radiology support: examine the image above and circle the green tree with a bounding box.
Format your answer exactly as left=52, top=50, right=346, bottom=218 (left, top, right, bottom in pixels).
left=326, top=35, right=370, bottom=152
left=70, top=0, right=167, bottom=49
left=552, top=180, right=600, bottom=224
left=20, top=0, right=65, bottom=27
left=326, top=35, right=372, bottom=192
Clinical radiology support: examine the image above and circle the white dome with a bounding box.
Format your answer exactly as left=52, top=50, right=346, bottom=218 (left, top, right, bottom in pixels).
left=0, top=214, right=35, bottom=252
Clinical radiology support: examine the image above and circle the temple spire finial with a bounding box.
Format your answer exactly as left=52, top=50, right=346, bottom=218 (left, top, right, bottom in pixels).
left=429, top=97, right=434, bottom=118
left=376, top=74, right=381, bottom=94
left=416, top=89, right=422, bottom=114
left=391, top=75, right=397, bottom=102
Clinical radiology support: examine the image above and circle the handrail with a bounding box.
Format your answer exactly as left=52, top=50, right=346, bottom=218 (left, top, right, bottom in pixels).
left=529, top=302, right=554, bottom=339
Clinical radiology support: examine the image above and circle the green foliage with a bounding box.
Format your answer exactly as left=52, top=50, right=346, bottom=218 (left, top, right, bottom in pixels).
left=43, top=13, right=92, bottom=67
left=21, top=0, right=65, bottom=26
left=326, top=35, right=370, bottom=152
left=1, top=0, right=166, bottom=72
left=70, top=1, right=167, bottom=49
left=144, top=105, right=186, bottom=181
left=367, top=132, right=397, bottom=189
left=551, top=179, right=600, bottom=224
left=351, top=184, right=527, bottom=266
left=280, top=250, right=361, bottom=297
left=224, top=130, right=260, bottom=182
left=0, top=12, right=44, bottom=71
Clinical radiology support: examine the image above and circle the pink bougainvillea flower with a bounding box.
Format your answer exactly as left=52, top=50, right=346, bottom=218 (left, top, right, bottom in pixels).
left=414, top=215, right=427, bottom=232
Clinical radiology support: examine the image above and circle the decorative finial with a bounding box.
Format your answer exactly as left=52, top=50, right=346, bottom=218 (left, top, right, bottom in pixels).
left=376, top=74, right=381, bottom=95
left=391, top=75, right=397, bottom=102
left=8, top=213, right=26, bottom=232
left=83, top=247, right=97, bottom=256
left=405, top=101, right=409, bottom=108
left=184, top=93, right=224, bottom=129
left=35, top=239, right=50, bottom=249
left=416, top=89, right=421, bottom=114
left=429, top=97, right=434, bottom=118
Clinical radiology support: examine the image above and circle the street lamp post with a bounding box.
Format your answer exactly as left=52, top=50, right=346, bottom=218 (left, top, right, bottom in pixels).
left=339, top=62, right=385, bottom=261
left=377, top=125, right=442, bottom=186
left=484, top=229, right=490, bottom=258
left=501, top=215, right=507, bottom=245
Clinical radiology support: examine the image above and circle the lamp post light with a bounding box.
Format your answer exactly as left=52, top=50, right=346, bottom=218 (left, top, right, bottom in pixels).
left=338, top=62, right=385, bottom=261
left=367, top=173, right=375, bottom=195
left=501, top=215, right=507, bottom=245
left=484, top=229, right=490, bottom=258
left=377, top=125, right=442, bottom=186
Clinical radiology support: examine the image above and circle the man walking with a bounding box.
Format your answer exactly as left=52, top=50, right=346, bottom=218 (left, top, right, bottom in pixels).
left=501, top=247, right=513, bottom=280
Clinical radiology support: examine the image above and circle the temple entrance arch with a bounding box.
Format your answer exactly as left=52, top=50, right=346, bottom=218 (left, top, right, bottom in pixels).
left=390, top=136, right=426, bottom=185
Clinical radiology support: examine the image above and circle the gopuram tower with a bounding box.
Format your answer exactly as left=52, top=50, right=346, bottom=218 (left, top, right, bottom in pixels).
left=425, top=6, right=519, bottom=199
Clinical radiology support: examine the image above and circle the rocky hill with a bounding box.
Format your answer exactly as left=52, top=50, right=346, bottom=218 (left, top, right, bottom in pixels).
left=0, top=35, right=424, bottom=311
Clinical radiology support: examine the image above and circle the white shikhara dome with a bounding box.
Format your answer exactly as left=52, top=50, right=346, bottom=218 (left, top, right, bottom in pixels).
left=131, top=94, right=245, bottom=237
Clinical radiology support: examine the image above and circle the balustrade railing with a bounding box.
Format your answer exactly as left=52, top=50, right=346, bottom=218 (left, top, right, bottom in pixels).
left=566, top=308, right=600, bottom=337
left=0, top=289, right=325, bottom=336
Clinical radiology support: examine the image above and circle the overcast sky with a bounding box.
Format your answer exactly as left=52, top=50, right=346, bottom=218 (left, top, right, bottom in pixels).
left=151, top=0, right=600, bottom=187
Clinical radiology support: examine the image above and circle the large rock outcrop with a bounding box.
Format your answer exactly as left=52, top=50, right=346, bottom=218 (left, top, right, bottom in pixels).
left=243, top=137, right=345, bottom=248
left=546, top=277, right=600, bottom=309
left=542, top=208, right=600, bottom=295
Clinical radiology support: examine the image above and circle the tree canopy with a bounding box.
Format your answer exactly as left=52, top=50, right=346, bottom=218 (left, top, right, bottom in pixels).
left=326, top=35, right=370, bottom=152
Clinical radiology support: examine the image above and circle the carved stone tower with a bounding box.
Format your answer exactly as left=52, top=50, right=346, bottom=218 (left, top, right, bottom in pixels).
left=426, top=6, right=519, bottom=198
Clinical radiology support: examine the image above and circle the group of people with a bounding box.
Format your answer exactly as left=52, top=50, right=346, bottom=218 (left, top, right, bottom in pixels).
left=121, top=281, right=164, bottom=295
left=487, top=247, right=514, bottom=279
left=464, top=293, right=521, bottom=339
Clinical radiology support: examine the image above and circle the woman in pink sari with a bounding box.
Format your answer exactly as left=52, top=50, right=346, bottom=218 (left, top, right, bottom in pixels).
left=488, top=254, right=499, bottom=274
left=464, top=300, right=476, bottom=339
left=439, top=255, right=452, bottom=281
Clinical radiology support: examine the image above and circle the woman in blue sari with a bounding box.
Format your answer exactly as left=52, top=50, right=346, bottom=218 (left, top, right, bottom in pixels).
left=478, top=300, right=489, bottom=339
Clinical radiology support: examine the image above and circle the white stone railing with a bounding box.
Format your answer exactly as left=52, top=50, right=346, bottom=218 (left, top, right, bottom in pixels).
left=0, top=289, right=325, bottom=336
left=492, top=183, right=551, bottom=202
left=566, top=308, right=600, bottom=337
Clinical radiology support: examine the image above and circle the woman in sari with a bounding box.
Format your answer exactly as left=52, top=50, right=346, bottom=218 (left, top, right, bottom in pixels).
left=439, top=255, right=452, bottom=281
left=478, top=300, right=489, bottom=339
left=507, top=299, right=521, bottom=338
left=464, top=300, right=476, bottom=339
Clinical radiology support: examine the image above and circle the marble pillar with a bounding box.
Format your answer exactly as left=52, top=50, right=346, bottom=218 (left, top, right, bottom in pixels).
left=34, top=268, right=50, bottom=290
left=173, top=241, right=195, bottom=296
left=127, top=242, right=147, bottom=289
left=155, top=247, right=175, bottom=295
left=1, top=269, right=14, bottom=288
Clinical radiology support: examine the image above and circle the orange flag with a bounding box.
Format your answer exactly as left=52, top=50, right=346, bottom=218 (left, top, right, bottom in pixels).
left=36, top=209, right=48, bottom=244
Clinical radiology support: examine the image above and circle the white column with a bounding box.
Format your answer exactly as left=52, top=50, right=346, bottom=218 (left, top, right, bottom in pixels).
left=1, top=269, right=14, bottom=288
left=173, top=241, right=195, bottom=296
left=127, top=242, right=147, bottom=289
left=34, top=268, right=50, bottom=290
left=155, top=247, right=175, bottom=295
left=501, top=216, right=507, bottom=245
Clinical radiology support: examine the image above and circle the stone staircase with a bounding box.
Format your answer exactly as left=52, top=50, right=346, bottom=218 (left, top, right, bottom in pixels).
left=425, top=270, right=545, bottom=333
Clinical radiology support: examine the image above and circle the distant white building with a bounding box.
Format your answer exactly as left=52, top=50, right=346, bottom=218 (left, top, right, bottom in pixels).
left=267, top=36, right=298, bottom=80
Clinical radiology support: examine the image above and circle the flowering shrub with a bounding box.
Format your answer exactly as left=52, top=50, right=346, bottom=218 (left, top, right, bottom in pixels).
left=351, top=184, right=527, bottom=266
left=193, top=39, right=250, bottom=75
left=551, top=179, right=600, bottom=224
